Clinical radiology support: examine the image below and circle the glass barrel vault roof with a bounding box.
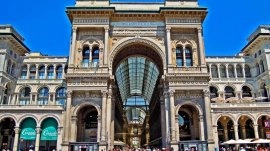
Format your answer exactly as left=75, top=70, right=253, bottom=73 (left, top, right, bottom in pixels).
left=115, top=57, right=159, bottom=107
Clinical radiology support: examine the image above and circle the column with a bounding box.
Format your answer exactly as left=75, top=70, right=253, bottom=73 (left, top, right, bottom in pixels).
left=35, top=127, right=41, bottom=151
left=97, top=115, right=101, bottom=142
left=199, top=115, right=205, bottom=141
left=197, top=27, right=206, bottom=65
left=234, top=64, right=238, bottom=78
left=69, top=26, right=77, bottom=67
left=13, top=127, right=20, bottom=151
left=183, top=46, right=186, bottom=66
left=233, top=124, right=239, bottom=140
left=209, top=64, right=212, bottom=78
left=101, top=91, right=107, bottom=142
left=51, top=92, right=56, bottom=105
left=62, top=64, right=65, bottom=79
left=160, top=96, right=167, bottom=147
left=53, top=64, right=57, bottom=79
left=64, top=91, right=72, bottom=142
left=175, top=116, right=180, bottom=142
left=169, top=90, right=176, bottom=141
left=106, top=90, right=112, bottom=150
left=166, top=27, right=172, bottom=66
left=254, top=124, right=259, bottom=139
left=57, top=127, right=63, bottom=151
left=203, top=89, right=214, bottom=141
left=224, top=127, right=229, bottom=141
left=242, top=64, right=246, bottom=78
left=44, top=64, right=48, bottom=79
left=217, top=64, right=221, bottom=78
left=213, top=125, right=219, bottom=150
left=27, top=64, right=30, bottom=79
left=0, top=87, right=3, bottom=104
left=104, top=26, right=109, bottom=65
left=164, top=92, right=170, bottom=147
left=35, top=64, right=39, bottom=79
left=70, top=116, right=77, bottom=141
left=89, top=46, right=92, bottom=67
left=225, top=64, right=229, bottom=78
left=241, top=125, right=246, bottom=139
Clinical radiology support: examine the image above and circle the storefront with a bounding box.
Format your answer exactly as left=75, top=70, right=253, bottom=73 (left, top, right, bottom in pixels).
left=40, top=118, right=58, bottom=151
left=19, top=118, right=36, bottom=151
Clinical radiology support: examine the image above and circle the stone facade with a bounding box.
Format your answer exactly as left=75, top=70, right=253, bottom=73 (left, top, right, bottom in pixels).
left=0, top=1, right=270, bottom=151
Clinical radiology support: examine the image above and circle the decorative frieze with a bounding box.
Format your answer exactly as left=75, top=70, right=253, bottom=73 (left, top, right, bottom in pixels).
left=167, top=18, right=201, bottom=24
left=73, top=18, right=109, bottom=25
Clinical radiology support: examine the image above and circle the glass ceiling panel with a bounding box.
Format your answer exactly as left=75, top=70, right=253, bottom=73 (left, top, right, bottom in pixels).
left=115, top=56, right=159, bottom=105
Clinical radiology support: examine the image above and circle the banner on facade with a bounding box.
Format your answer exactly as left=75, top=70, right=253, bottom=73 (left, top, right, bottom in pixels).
left=41, top=126, right=58, bottom=140
left=264, top=120, right=270, bottom=128
left=20, top=128, right=36, bottom=140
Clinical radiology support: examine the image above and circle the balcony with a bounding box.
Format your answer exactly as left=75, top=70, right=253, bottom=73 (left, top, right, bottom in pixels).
left=17, top=79, right=64, bottom=84
left=168, top=66, right=208, bottom=74
left=0, top=104, right=64, bottom=111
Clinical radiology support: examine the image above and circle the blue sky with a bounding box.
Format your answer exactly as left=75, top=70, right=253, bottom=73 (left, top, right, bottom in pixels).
left=0, top=0, right=269, bottom=56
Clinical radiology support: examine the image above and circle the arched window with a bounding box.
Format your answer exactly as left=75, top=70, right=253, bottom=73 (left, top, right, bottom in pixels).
left=20, top=87, right=31, bottom=105
left=56, top=66, right=63, bottom=79
left=47, top=65, right=54, bottom=79
left=38, top=87, right=49, bottom=105
left=185, top=47, right=192, bottom=67
left=176, top=46, right=183, bottom=66
left=260, top=60, right=265, bottom=73
left=92, top=46, right=99, bottom=67
left=56, top=87, right=66, bottom=106
left=6, top=60, right=12, bottom=74
left=262, top=84, right=268, bottom=102
left=228, top=64, right=235, bottom=78
left=39, top=65, right=45, bottom=79
left=210, top=86, right=218, bottom=100
left=256, top=63, right=260, bottom=76
left=21, top=65, right=27, bottom=79
left=242, top=86, right=252, bottom=98
left=10, top=63, right=16, bottom=77
left=29, top=65, right=36, bottom=79
left=220, top=65, right=227, bottom=78
left=82, top=46, right=90, bottom=67
left=245, top=65, right=251, bottom=78
left=2, top=85, right=9, bottom=104
left=236, top=64, right=243, bottom=78
left=224, top=86, right=235, bottom=99
left=211, top=65, right=218, bottom=78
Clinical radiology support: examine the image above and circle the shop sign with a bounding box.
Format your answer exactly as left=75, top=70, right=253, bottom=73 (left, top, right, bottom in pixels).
left=20, top=128, right=36, bottom=140
left=41, top=126, right=57, bottom=140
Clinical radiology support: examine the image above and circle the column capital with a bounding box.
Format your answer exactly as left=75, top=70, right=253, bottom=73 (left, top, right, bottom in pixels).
left=169, top=90, right=175, bottom=96
left=104, top=26, right=109, bottom=31
left=166, top=26, right=171, bottom=31
left=102, top=90, right=107, bottom=97
left=67, top=90, right=73, bottom=98
left=35, top=127, right=41, bottom=133
left=197, top=26, right=203, bottom=31
left=163, top=91, right=169, bottom=97
left=203, top=89, right=210, bottom=97
left=14, top=127, right=20, bottom=134
left=72, top=26, right=78, bottom=31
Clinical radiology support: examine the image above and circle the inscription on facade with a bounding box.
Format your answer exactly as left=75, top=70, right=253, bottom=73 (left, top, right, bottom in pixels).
left=110, top=22, right=165, bottom=27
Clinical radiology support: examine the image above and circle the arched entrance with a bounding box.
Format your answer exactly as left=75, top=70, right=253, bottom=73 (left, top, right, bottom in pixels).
left=40, top=118, right=58, bottom=151
left=19, top=118, right=37, bottom=151
left=0, top=117, right=15, bottom=150
left=177, top=104, right=205, bottom=151
left=71, top=105, right=99, bottom=151
left=111, top=41, right=164, bottom=149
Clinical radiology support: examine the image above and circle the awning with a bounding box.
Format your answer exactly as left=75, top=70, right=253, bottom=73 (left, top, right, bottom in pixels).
left=41, top=118, right=58, bottom=140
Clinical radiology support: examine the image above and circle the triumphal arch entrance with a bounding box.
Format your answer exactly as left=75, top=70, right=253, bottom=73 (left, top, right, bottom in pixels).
left=63, top=0, right=213, bottom=150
